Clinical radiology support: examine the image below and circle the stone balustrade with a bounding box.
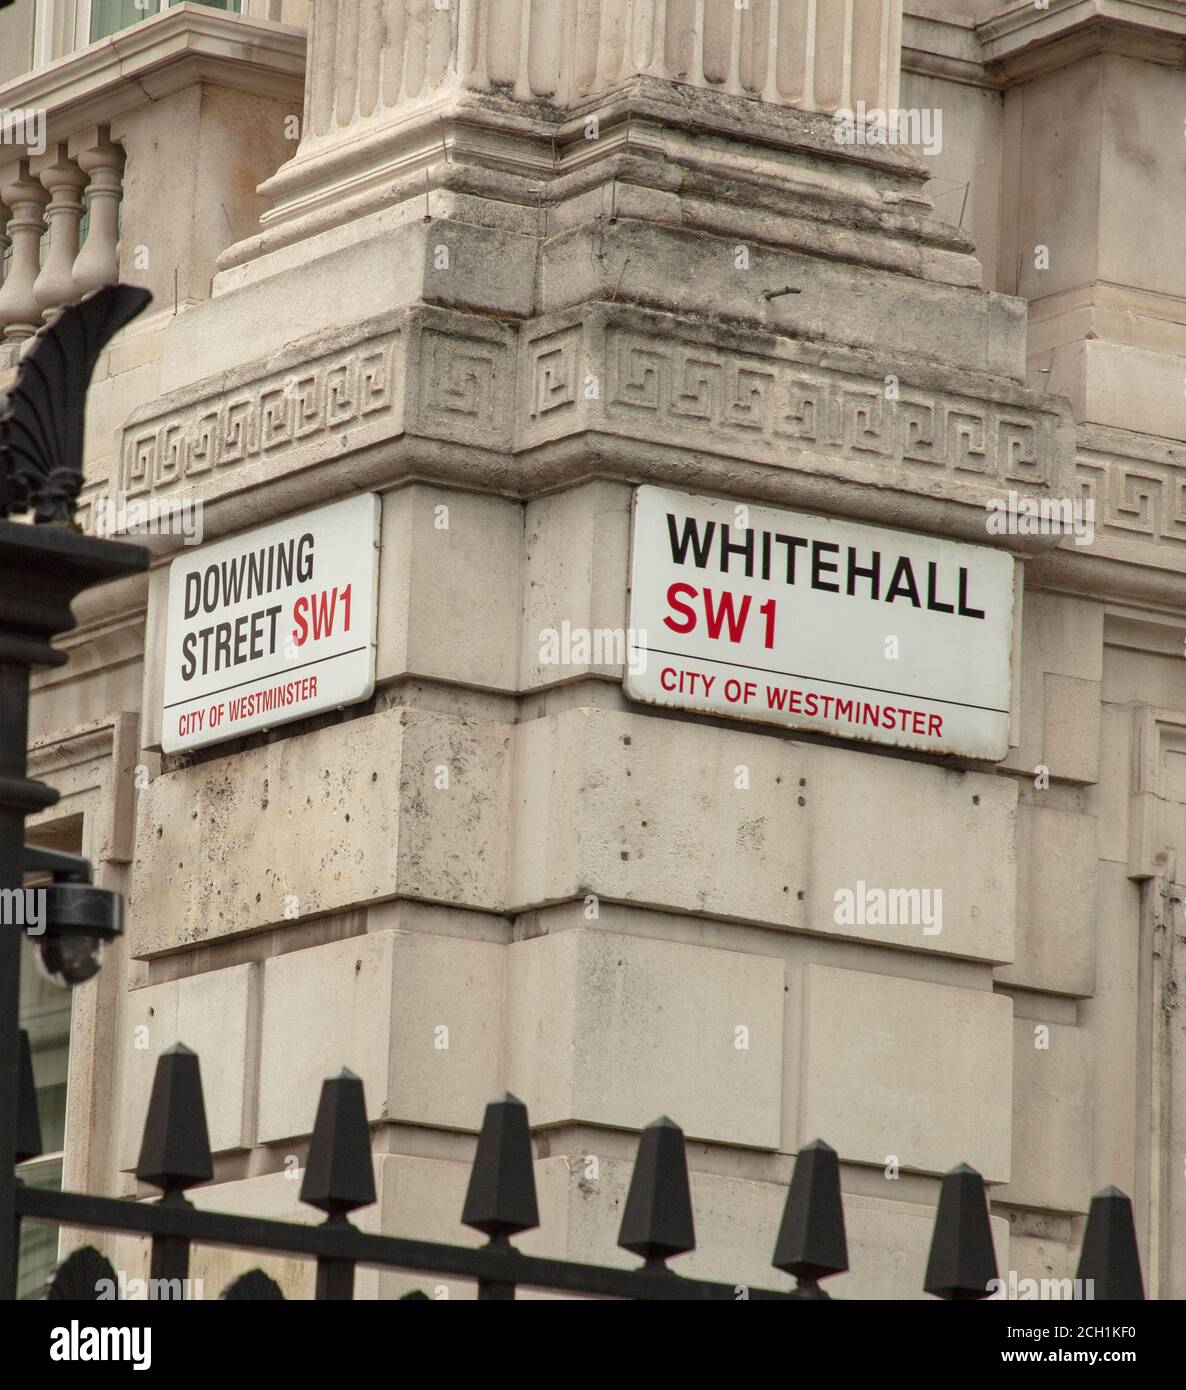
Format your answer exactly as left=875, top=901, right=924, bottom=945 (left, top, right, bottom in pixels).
left=0, top=126, right=125, bottom=348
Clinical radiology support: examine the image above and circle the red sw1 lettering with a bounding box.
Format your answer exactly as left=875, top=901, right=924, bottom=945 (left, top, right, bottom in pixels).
left=663, top=582, right=776, bottom=648
left=292, top=584, right=353, bottom=646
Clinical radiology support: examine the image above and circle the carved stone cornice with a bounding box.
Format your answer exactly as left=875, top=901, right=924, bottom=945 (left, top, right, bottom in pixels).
left=102, top=297, right=1186, bottom=612
left=517, top=302, right=1068, bottom=493
left=105, top=296, right=1062, bottom=534
left=903, top=0, right=1186, bottom=89
left=978, top=0, right=1186, bottom=74
left=223, top=74, right=944, bottom=276
left=0, top=5, right=306, bottom=151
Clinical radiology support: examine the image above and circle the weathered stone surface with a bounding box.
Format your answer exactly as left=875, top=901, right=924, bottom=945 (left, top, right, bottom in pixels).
left=520, top=481, right=632, bottom=689
left=129, top=706, right=511, bottom=954
left=376, top=484, right=522, bottom=692
left=997, top=801, right=1096, bottom=997
left=1006, top=1018, right=1094, bottom=1214
left=504, top=929, right=784, bottom=1148
left=795, top=965, right=1013, bottom=1182
left=118, top=963, right=259, bottom=1170
left=257, top=930, right=504, bottom=1143
left=511, top=706, right=1016, bottom=962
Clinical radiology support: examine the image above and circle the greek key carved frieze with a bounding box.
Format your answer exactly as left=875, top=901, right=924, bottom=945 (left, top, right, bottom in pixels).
left=120, top=336, right=399, bottom=498
left=1075, top=453, right=1186, bottom=547
left=601, top=330, right=1053, bottom=484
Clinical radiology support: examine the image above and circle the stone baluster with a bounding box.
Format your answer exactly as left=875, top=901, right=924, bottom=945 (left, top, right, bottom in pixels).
left=0, top=202, right=11, bottom=369
left=31, top=143, right=89, bottom=322
left=70, top=127, right=125, bottom=296
left=0, top=200, right=10, bottom=292
left=0, top=162, right=50, bottom=343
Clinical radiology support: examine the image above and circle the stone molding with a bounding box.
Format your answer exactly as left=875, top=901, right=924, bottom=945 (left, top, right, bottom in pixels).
left=520, top=304, right=1063, bottom=484
left=105, top=299, right=1068, bottom=539
left=978, top=0, right=1186, bottom=74
left=1075, top=435, right=1186, bottom=562
left=903, top=0, right=1186, bottom=89
left=1128, top=706, right=1186, bottom=882
left=0, top=4, right=306, bottom=149
left=229, top=75, right=936, bottom=277
left=96, top=299, right=1186, bottom=611
left=109, top=307, right=514, bottom=534
left=26, top=711, right=142, bottom=866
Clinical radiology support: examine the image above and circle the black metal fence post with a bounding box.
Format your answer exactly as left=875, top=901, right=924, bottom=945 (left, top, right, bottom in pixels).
left=1077, top=1186, right=1145, bottom=1300
left=773, top=1139, right=848, bottom=1298
left=924, top=1163, right=998, bottom=1301
left=462, top=1094, right=538, bottom=1301
left=135, top=1044, right=213, bottom=1298
left=300, top=1069, right=376, bottom=1300
left=0, top=285, right=151, bottom=1298
left=617, top=1116, right=696, bottom=1277
left=15, top=1041, right=1149, bottom=1302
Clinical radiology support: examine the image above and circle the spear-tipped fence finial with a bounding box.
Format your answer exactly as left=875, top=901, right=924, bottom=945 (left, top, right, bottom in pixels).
left=299, top=1068, right=376, bottom=1218
left=618, top=1116, right=695, bottom=1269
left=1077, top=1186, right=1144, bottom=1301
left=461, top=1092, right=539, bottom=1241
left=923, top=1162, right=998, bottom=1300
left=773, top=1139, right=848, bottom=1297
left=134, top=1043, right=213, bottom=1197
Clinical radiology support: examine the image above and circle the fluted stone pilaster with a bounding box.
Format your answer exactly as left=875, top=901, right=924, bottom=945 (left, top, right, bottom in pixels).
left=298, top=0, right=901, bottom=149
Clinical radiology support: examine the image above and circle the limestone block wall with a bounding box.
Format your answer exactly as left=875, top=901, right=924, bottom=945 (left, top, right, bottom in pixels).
left=34, top=396, right=1168, bottom=1299
left=12, top=0, right=1186, bottom=1302
left=90, top=472, right=1124, bottom=1298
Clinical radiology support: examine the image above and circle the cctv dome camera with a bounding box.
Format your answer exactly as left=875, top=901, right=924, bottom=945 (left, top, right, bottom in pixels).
left=32, top=881, right=123, bottom=990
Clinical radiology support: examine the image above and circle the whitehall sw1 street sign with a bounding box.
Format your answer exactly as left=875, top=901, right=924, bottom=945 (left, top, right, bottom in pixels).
left=162, top=493, right=380, bottom=753
left=625, top=486, right=1016, bottom=760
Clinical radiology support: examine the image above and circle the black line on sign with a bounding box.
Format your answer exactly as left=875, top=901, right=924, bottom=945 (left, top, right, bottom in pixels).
left=164, top=646, right=369, bottom=708
left=642, top=647, right=1009, bottom=715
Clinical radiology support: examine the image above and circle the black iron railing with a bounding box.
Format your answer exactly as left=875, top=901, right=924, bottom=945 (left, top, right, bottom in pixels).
left=13, top=1040, right=1147, bottom=1301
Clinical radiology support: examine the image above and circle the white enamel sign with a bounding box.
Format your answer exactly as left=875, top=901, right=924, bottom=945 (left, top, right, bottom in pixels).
left=162, top=493, right=380, bottom=752
left=625, top=486, right=1016, bottom=759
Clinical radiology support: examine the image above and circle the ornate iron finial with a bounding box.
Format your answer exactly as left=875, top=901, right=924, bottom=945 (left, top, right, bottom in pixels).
left=461, top=1093, right=539, bottom=1240
left=0, top=284, right=151, bottom=524
left=618, top=1116, right=696, bottom=1266
left=134, top=1042, right=214, bottom=1196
